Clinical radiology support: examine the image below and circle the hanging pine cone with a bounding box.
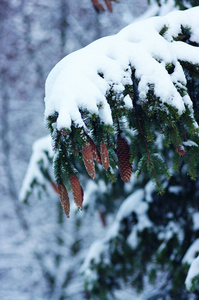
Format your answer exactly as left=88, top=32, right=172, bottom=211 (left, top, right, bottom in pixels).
left=88, top=137, right=101, bottom=164
left=104, top=0, right=112, bottom=12
left=58, top=184, right=70, bottom=218
left=70, top=174, right=84, bottom=211
left=60, top=128, right=67, bottom=135
left=176, top=145, right=185, bottom=156
left=82, top=143, right=96, bottom=179
left=100, top=142, right=109, bottom=170
left=50, top=181, right=59, bottom=194
left=91, top=0, right=105, bottom=12
left=116, top=134, right=132, bottom=182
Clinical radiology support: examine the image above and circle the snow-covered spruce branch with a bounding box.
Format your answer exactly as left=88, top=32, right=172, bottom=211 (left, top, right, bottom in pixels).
left=44, top=7, right=199, bottom=216
left=183, top=238, right=199, bottom=292
left=19, top=135, right=56, bottom=203
left=81, top=180, right=199, bottom=297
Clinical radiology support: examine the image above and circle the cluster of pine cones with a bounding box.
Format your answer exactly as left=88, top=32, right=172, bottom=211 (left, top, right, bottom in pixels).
left=91, top=0, right=118, bottom=13
left=55, top=133, right=132, bottom=218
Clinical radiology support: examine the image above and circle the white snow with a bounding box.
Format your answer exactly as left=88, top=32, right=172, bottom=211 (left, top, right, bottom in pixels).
left=185, top=255, right=199, bottom=291
left=168, top=185, right=182, bottom=194
left=82, top=187, right=152, bottom=274
left=158, top=221, right=184, bottom=253
left=44, top=7, right=199, bottom=131
left=192, top=212, right=199, bottom=231
left=127, top=196, right=152, bottom=248
left=81, top=239, right=109, bottom=272
left=107, top=188, right=152, bottom=244
left=123, top=94, right=133, bottom=109
left=183, top=239, right=199, bottom=290
left=19, top=135, right=53, bottom=202
left=183, top=140, right=198, bottom=147
left=145, top=180, right=156, bottom=202
left=182, top=239, right=199, bottom=265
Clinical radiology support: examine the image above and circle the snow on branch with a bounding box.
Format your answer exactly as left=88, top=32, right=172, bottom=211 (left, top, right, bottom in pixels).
left=44, top=7, right=199, bottom=216
left=19, top=135, right=55, bottom=203
left=185, top=255, right=199, bottom=292
left=44, top=7, right=199, bottom=131
left=183, top=239, right=199, bottom=291
left=81, top=188, right=151, bottom=279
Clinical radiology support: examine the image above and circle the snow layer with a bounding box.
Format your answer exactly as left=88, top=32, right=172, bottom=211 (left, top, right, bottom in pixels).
left=183, top=239, right=199, bottom=291
left=183, top=140, right=198, bottom=147
left=44, top=7, right=199, bottom=131
left=158, top=221, right=184, bottom=254
left=19, top=135, right=53, bottom=202
left=185, top=255, right=199, bottom=291
left=183, top=239, right=199, bottom=265
left=81, top=188, right=152, bottom=274
left=192, top=212, right=199, bottom=231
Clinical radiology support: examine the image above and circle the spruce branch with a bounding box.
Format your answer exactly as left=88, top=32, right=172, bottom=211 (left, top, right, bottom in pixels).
left=131, top=76, right=150, bottom=164
left=42, top=7, right=199, bottom=214
left=151, top=162, right=164, bottom=194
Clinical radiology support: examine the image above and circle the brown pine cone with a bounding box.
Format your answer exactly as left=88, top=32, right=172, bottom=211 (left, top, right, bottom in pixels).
left=116, top=134, right=132, bottom=182
left=100, top=142, right=109, bottom=170
left=104, top=0, right=112, bottom=12
left=176, top=145, right=185, bottom=156
left=91, top=0, right=105, bottom=12
left=58, top=184, right=70, bottom=218
left=70, top=174, right=84, bottom=211
left=88, top=137, right=101, bottom=164
left=50, top=181, right=59, bottom=194
left=82, top=143, right=96, bottom=179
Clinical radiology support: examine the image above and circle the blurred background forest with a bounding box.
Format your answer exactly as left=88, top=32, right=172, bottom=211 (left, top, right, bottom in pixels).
left=0, top=1, right=148, bottom=299
left=0, top=1, right=195, bottom=299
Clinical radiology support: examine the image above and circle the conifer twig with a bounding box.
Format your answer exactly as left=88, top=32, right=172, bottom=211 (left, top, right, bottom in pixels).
left=130, top=78, right=150, bottom=163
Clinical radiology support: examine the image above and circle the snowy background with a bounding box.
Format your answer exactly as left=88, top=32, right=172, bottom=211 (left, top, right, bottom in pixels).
left=1, top=1, right=196, bottom=299
left=0, top=1, right=148, bottom=299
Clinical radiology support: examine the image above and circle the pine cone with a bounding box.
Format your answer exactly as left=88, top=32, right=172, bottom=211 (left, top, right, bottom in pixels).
left=104, top=0, right=112, bottom=12
left=88, top=137, right=101, bottom=164
left=58, top=184, right=70, bottom=218
left=176, top=145, right=185, bottom=156
left=50, top=181, right=59, bottom=194
left=91, top=0, right=105, bottom=12
left=70, top=174, right=84, bottom=211
left=82, top=143, right=96, bottom=179
left=116, top=134, right=132, bottom=182
left=100, top=142, right=109, bottom=170
left=60, top=128, right=67, bottom=135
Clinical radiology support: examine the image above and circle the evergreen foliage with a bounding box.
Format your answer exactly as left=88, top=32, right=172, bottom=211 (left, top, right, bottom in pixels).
left=151, top=0, right=199, bottom=10
left=20, top=5, right=199, bottom=300
left=44, top=7, right=199, bottom=210
left=83, top=176, right=199, bottom=299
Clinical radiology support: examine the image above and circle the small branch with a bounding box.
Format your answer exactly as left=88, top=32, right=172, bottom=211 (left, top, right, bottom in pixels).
left=152, top=163, right=163, bottom=194
left=129, top=78, right=150, bottom=163
left=182, top=125, right=188, bottom=141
